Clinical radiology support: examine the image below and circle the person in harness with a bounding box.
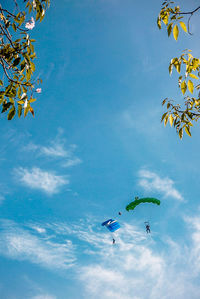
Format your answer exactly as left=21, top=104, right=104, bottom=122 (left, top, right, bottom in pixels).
left=144, top=221, right=150, bottom=233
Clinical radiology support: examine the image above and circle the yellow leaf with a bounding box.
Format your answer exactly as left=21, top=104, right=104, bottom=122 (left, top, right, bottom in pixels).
left=157, top=17, right=162, bottom=29
left=178, top=128, right=183, bottom=139
left=162, top=14, right=169, bottom=25
left=29, top=107, right=35, bottom=117
left=188, top=80, right=194, bottom=93
left=175, top=62, right=181, bottom=73
left=17, top=100, right=25, bottom=104
left=173, top=25, right=179, bottom=41
left=24, top=107, right=29, bottom=117
left=29, top=98, right=36, bottom=103
left=185, top=126, right=191, bottom=136
left=189, top=73, right=198, bottom=79
left=181, top=81, right=187, bottom=95
left=164, top=115, right=168, bottom=126
left=169, top=114, right=174, bottom=127
left=179, top=21, right=187, bottom=33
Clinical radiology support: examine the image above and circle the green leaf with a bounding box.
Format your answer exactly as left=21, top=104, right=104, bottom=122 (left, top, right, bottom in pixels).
left=2, top=102, right=12, bottom=113
left=188, top=80, right=194, bottom=93
left=7, top=106, right=16, bottom=120
left=173, top=24, right=179, bottom=41
left=179, top=21, right=187, bottom=33
left=181, top=81, right=187, bottom=95
left=30, top=61, right=35, bottom=72
left=18, top=104, right=22, bottom=118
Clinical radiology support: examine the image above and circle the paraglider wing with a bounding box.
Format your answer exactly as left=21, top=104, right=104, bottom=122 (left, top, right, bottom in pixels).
left=101, top=219, right=120, bottom=232
left=126, top=197, right=160, bottom=211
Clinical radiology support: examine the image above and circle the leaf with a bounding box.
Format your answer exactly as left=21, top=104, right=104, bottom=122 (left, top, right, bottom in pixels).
left=30, top=61, right=35, bottom=72
left=24, top=106, right=29, bottom=117
left=29, top=107, right=34, bottom=117
left=161, top=112, right=167, bottom=122
left=164, top=115, right=169, bottom=126
left=12, top=23, right=17, bottom=31
left=181, top=81, right=187, bottom=95
left=169, top=114, right=174, bottom=126
left=178, top=128, right=183, bottom=139
left=162, top=13, right=169, bottom=25
left=173, top=25, right=179, bottom=41
left=17, top=100, right=25, bottom=104
left=29, top=98, right=36, bottom=103
left=162, top=98, right=167, bottom=106
left=18, top=104, right=22, bottom=118
left=7, top=106, right=16, bottom=120
left=188, top=80, right=194, bottom=93
left=2, top=102, right=12, bottom=113
left=13, top=57, right=21, bottom=66
left=179, top=21, right=187, bottom=33
left=189, top=73, right=198, bottom=79
left=185, top=126, right=191, bottom=136
left=169, top=63, right=173, bottom=75
left=167, top=23, right=173, bottom=37
left=175, top=62, right=181, bottom=73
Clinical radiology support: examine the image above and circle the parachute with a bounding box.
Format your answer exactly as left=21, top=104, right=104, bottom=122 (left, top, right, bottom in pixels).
left=101, top=219, right=120, bottom=232
left=126, top=197, right=160, bottom=211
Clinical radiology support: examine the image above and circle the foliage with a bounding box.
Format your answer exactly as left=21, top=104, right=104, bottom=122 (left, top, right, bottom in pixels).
left=158, top=1, right=200, bottom=138
left=0, top=0, right=50, bottom=120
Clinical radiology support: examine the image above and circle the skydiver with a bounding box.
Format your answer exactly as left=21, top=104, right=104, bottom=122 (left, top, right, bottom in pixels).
left=145, top=224, right=150, bottom=233
left=112, top=238, right=116, bottom=244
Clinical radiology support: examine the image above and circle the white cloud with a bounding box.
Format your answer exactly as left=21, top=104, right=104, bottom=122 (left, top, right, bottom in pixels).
left=0, top=220, right=76, bottom=270
left=15, top=167, right=69, bottom=194
left=138, top=169, right=183, bottom=201
left=30, top=226, right=46, bottom=234
left=74, top=219, right=200, bottom=299
left=23, top=133, right=82, bottom=168
left=1, top=217, right=200, bottom=298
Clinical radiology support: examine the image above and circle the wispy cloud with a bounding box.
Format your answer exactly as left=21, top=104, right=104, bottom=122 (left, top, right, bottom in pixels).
left=1, top=217, right=200, bottom=298
left=138, top=169, right=183, bottom=201
left=31, top=295, right=57, bottom=299
left=0, top=220, right=76, bottom=270
left=24, top=131, right=82, bottom=168
left=71, top=218, right=200, bottom=299
left=15, top=167, right=69, bottom=194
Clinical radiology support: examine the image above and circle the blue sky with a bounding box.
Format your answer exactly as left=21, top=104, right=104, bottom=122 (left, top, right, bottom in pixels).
left=1, top=0, right=200, bottom=298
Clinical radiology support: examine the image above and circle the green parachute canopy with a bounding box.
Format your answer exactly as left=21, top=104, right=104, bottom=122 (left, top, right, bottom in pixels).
left=126, top=197, right=160, bottom=211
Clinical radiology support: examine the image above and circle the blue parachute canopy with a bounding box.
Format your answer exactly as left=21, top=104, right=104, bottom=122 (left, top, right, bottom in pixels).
left=101, top=219, right=120, bottom=232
